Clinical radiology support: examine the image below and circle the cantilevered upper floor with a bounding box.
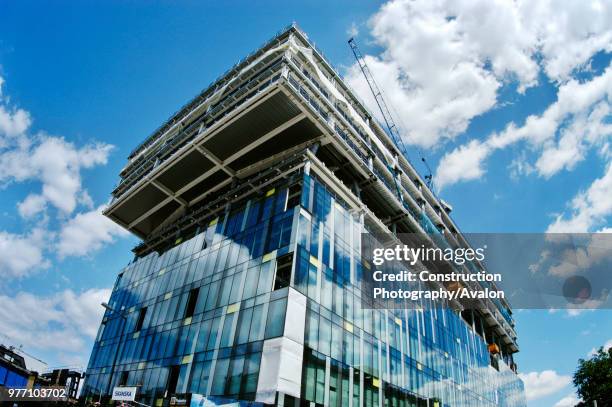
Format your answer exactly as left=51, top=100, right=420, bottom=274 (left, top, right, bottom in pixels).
left=106, top=24, right=427, bottom=239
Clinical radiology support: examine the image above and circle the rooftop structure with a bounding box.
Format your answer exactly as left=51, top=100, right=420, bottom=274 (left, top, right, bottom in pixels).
left=0, top=344, right=49, bottom=389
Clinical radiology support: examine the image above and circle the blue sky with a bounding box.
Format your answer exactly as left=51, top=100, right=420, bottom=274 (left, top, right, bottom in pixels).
left=0, top=2, right=611, bottom=406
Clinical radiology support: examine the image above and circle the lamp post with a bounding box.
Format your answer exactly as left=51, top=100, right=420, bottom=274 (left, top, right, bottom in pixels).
left=101, top=302, right=128, bottom=402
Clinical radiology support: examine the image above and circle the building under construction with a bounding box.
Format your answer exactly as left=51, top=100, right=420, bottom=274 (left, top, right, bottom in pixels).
left=82, top=24, right=525, bottom=407
left=0, top=344, right=82, bottom=402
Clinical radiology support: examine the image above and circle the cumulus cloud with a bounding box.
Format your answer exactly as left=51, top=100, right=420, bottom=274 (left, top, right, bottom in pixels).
left=588, top=338, right=612, bottom=357
left=532, top=0, right=612, bottom=82
left=57, top=205, right=129, bottom=258
left=0, top=106, right=31, bottom=141
left=346, top=0, right=612, bottom=150
left=59, top=288, right=112, bottom=338
left=541, top=233, right=612, bottom=277
left=436, top=66, right=612, bottom=189
left=553, top=393, right=581, bottom=407
left=0, top=288, right=111, bottom=367
left=518, top=370, right=572, bottom=401
left=0, top=75, right=127, bottom=279
left=489, top=66, right=612, bottom=152
left=0, top=136, right=113, bottom=215
left=17, top=193, right=47, bottom=219
left=0, top=228, right=49, bottom=279
left=346, top=0, right=500, bottom=147
left=535, top=103, right=612, bottom=178
left=0, top=74, right=113, bottom=219
left=0, top=77, right=31, bottom=143
left=565, top=297, right=607, bottom=317
left=547, top=163, right=612, bottom=232
left=436, top=140, right=489, bottom=189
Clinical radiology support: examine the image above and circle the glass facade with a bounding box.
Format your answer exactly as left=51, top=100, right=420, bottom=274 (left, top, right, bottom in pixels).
left=84, top=179, right=299, bottom=404
left=83, top=170, right=525, bottom=407
left=295, top=174, right=524, bottom=407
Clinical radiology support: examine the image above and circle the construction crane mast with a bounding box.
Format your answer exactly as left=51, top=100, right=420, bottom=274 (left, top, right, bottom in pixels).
left=348, top=38, right=409, bottom=159
left=348, top=38, right=404, bottom=203
left=0, top=332, right=48, bottom=369
left=348, top=37, right=434, bottom=190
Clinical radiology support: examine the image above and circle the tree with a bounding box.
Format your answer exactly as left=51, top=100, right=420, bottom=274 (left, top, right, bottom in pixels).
left=573, top=346, right=612, bottom=406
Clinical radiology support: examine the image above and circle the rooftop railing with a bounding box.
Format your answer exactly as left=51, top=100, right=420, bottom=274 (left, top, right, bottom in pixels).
left=127, top=23, right=299, bottom=161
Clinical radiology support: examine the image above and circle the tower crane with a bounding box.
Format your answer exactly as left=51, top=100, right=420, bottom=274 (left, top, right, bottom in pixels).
left=0, top=332, right=48, bottom=370
left=348, top=37, right=434, bottom=190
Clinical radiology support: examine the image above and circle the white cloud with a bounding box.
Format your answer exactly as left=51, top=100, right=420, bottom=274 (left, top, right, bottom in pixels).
left=0, top=106, right=31, bottom=140
left=566, top=303, right=599, bottom=317
left=0, top=76, right=127, bottom=279
left=531, top=0, right=612, bottom=82
left=345, top=0, right=612, bottom=150
left=346, top=0, right=500, bottom=147
left=489, top=66, right=612, bottom=156
left=347, top=1, right=612, bottom=193
left=1, top=135, right=114, bottom=215
left=518, top=370, right=572, bottom=400
left=547, top=163, right=612, bottom=232
left=57, top=205, right=129, bottom=258
left=17, top=193, right=47, bottom=219
left=544, top=233, right=612, bottom=276
left=0, top=75, right=31, bottom=141
left=508, top=151, right=535, bottom=180
left=535, top=102, right=612, bottom=178
left=588, top=338, right=612, bottom=356
left=78, top=190, right=94, bottom=209
left=59, top=288, right=112, bottom=338
left=553, top=392, right=581, bottom=407
left=0, top=74, right=113, bottom=217
left=436, top=65, right=612, bottom=189
left=347, top=22, right=359, bottom=38
left=0, top=288, right=111, bottom=367
left=436, top=140, right=489, bottom=189
left=0, top=228, right=49, bottom=279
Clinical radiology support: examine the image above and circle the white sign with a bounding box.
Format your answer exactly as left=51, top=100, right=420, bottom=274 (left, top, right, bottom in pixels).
left=112, top=386, right=137, bottom=401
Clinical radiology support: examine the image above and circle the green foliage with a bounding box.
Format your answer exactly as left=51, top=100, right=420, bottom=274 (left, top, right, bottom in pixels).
left=573, top=346, right=612, bottom=407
